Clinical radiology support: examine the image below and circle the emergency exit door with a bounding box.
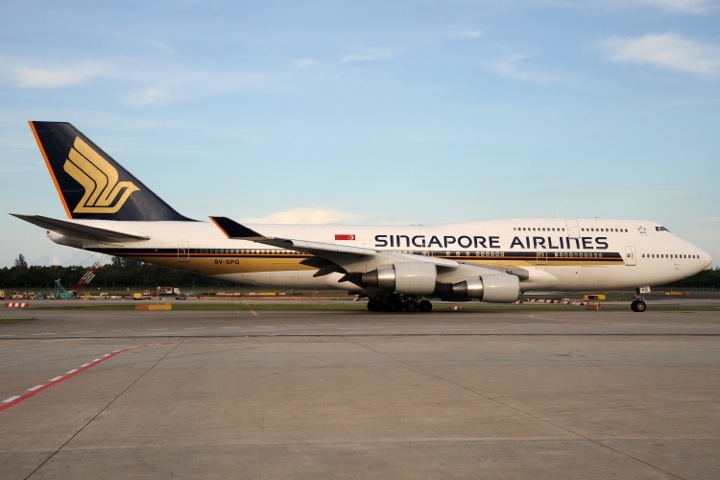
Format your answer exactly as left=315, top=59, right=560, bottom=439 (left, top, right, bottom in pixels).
left=178, top=241, right=190, bottom=262
left=626, top=245, right=637, bottom=266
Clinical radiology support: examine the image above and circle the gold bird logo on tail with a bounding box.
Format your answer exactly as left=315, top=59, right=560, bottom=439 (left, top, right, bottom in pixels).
left=63, top=137, right=140, bottom=214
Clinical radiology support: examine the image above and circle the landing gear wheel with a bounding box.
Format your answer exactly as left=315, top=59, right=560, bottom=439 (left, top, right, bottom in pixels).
left=404, top=299, right=418, bottom=312
left=386, top=297, right=404, bottom=312
left=367, top=296, right=431, bottom=313
left=418, top=300, right=433, bottom=312
left=367, top=298, right=384, bottom=312
left=631, top=299, right=647, bottom=312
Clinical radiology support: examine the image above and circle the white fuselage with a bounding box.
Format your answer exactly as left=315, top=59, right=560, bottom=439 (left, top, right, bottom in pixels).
left=49, top=217, right=712, bottom=293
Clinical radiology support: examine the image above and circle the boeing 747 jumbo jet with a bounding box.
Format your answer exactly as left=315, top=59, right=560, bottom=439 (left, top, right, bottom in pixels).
left=13, top=121, right=712, bottom=312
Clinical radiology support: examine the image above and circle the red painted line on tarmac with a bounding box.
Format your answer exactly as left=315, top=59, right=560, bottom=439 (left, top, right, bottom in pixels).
left=0, top=342, right=175, bottom=413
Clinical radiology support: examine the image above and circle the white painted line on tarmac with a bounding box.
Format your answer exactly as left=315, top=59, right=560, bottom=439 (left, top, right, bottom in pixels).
left=1, top=341, right=180, bottom=413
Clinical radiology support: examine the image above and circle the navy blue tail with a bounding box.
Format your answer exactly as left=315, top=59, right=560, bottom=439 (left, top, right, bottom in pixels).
left=30, top=121, right=195, bottom=222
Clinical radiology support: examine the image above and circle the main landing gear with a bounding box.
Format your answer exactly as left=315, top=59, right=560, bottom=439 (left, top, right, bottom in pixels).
left=631, top=286, right=650, bottom=312
left=367, top=294, right=433, bottom=313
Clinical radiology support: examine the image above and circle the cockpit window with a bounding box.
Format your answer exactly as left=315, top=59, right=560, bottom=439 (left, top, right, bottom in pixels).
left=655, top=226, right=671, bottom=232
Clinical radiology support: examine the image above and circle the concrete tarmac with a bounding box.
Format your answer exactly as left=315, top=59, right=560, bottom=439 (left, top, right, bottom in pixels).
left=1, top=305, right=719, bottom=479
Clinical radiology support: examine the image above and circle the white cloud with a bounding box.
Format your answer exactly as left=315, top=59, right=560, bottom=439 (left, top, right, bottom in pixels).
left=6, top=62, right=106, bottom=88
left=119, top=67, right=273, bottom=106
left=293, top=58, right=320, bottom=69
left=340, top=48, right=404, bottom=64
left=549, top=0, right=719, bottom=14
left=486, top=54, right=566, bottom=83
left=242, top=208, right=366, bottom=224
left=602, top=33, right=720, bottom=76
left=640, top=0, right=718, bottom=14
left=448, top=30, right=483, bottom=40
left=125, top=87, right=170, bottom=106
left=665, top=96, right=720, bottom=106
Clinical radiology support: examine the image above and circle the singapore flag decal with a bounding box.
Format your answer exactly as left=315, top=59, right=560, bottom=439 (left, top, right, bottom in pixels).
left=334, top=234, right=355, bottom=241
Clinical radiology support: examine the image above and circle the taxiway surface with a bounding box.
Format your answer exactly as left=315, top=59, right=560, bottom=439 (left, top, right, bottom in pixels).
left=1, top=306, right=719, bottom=479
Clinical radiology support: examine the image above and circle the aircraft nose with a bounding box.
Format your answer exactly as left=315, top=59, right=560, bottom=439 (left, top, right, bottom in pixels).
left=701, top=250, right=713, bottom=269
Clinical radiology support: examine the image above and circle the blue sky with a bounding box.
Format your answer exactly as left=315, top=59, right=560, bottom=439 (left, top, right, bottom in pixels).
left=1, top=0, right=718, bottom=268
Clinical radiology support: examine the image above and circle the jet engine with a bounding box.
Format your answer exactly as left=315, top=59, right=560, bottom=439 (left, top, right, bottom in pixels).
left=361, top=262, right=437, bottom=295
left=449, top=273, right=520, bottom=303
left=361, top=262, right=520, bottom=303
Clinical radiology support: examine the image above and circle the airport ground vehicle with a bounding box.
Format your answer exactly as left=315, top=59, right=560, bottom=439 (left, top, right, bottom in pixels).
left=52, top=279, right=75, bottom=299
left=157, top=286, right=181, bottom=296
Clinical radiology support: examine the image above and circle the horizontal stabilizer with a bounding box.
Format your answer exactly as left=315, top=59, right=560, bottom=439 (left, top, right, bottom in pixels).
left=11, top=214, right=150, bottom=243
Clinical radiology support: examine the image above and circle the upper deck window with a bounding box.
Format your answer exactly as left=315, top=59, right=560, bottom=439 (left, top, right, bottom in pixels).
left=655, top=226, right=671, bottom=232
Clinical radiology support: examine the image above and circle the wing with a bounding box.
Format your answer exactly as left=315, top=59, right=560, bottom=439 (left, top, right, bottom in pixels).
left=211, top=216, right=524, bottom=298
left=11, top=214, right=150, bottom=243
left=210, top=216, right=523, bottom=301
left=210, top=215, right=459, bottom=268
left=210, top=216, right=380, bottom=257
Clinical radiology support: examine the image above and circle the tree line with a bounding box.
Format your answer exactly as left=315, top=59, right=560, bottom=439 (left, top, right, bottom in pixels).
left=2, top=254, right=719, bottom=293
left=1, top=255, right=238, bottom=293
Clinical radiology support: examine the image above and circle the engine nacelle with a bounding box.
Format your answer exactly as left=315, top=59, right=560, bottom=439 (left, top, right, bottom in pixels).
left=451, top=274, right=519, bottom=303
left=362, top=262, right=437, bottom=295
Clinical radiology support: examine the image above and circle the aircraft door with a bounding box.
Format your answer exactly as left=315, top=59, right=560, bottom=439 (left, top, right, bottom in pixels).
left=535, top=250, right=548, bottom=266
left=565, top=219, right=580, bottom=238
left=178, top=241, right=190, bottom=262
left=625, top=245, right=637, bottom=266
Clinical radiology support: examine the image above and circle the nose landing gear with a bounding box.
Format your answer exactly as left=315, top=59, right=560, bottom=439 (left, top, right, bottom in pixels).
left=631, top=298, right=647, bottom=312
left=631, top=286, right=650, bottom=312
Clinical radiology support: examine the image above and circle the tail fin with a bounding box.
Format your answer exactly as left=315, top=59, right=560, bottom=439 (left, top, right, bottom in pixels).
left=29, top=121, right=195, bottom=222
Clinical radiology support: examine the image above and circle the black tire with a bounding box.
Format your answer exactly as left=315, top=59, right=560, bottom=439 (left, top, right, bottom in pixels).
left=404, top=299, right=418, bottom=312
left=390, top=298, right=405, bottom=312
left=418, top=300, right=433, bottom=312
left=631, top=299, right=647, bottom=312
left=367, top=298, right=383, bottom=312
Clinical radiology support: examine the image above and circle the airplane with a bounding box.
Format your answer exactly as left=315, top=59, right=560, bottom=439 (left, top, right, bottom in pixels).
left=12, top=121, right=713, bottom=312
